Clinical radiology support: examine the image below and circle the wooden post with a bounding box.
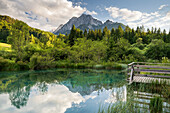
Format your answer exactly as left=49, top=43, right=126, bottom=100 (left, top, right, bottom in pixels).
left=137, top=63, right=139, bottom=75
left=130, top=65, right=134, bottom=83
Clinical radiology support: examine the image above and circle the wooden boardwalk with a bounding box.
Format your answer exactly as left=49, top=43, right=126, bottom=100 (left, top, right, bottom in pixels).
left=127, top=62, right=170, bottom=85
left=129, top=76, right=170, bottom=84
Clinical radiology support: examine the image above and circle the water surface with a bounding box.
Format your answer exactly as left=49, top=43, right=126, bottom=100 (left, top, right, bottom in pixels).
left=0, top=69, right=126, bottom=113
left=0, top=69, right=169, bottom=113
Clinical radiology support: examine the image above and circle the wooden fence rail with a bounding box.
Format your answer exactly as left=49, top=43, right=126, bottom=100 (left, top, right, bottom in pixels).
left=127, top=62, right=170, bottom=84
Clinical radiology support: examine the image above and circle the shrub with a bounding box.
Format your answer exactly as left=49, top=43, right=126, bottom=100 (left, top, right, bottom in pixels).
left=162, top=57, right=170, bottom=63
left=145, top=39, right=169, bottom=60
left=29, top=53, right=55, bottom=70
left=17, top=61, right=29, bottom=70
left=0, top=57, right=19, bottom=71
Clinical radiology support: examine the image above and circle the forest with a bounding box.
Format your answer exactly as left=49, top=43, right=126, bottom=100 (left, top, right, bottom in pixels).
left=0, top=15, right=170, bottom=71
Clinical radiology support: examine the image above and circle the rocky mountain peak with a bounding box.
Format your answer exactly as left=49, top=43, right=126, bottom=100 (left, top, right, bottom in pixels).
left=104, top=20, right=114, bottom=25
left=53, top=14, right=125, bottom=34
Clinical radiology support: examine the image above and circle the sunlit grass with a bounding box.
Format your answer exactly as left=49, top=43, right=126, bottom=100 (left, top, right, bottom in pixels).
left=0, top=42, right=12, bottom=52
left=0, top=42, right=11, bottom=48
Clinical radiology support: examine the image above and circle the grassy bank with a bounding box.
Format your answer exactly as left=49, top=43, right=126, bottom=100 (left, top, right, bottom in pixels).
left=0, top=58, right=127, bottom=71
left=55, top=61, right=127, bottom=70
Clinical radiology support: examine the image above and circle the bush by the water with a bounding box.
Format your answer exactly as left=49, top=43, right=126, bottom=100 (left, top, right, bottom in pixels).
left=29, top=53, right=55, bottom=70
left=0, top=57, right=29, bottom=71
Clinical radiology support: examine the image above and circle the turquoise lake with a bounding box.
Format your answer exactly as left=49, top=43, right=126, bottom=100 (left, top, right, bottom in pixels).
left=0, top=69, right=169, bottom=113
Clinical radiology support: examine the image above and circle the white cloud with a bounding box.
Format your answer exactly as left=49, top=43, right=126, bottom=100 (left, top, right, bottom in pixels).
left=86, top=10, right=98, bottom=15
left=75, top=2, right=82, bottom=6
left=106, top=7, right=142, bottom=22
left=159, top=4, right=168, bottom=10
left=74, top=2, right=87, bottom=6
left=161, top=11, right=170, bottom=21
left=105, top=86, right=127, bottom=103
left=0, top=0, right=86, bottom=31
left=0, top=84, right=84, bottom=113
left=106, top=6, right=170, bottom=31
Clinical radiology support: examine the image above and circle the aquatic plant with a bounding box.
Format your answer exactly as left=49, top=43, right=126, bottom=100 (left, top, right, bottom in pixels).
left=149, top=96, right=163, bottom=113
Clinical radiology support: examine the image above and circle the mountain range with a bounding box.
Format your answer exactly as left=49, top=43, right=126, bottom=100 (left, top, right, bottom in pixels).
left=53, top=14, right=126, bottom=35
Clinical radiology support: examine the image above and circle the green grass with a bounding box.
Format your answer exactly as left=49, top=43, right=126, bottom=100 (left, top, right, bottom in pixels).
left=149, top=96, right=163, bottom=113
left=0, top=42, right=11, bottom=48
left=55, top=61, right=126, bottom=70
left=0, top=42, right=12, bottom=51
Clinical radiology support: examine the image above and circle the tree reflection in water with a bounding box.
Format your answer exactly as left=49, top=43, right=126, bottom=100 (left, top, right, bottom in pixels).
left=0, top=69, right=125, bottom=110
left=9, top=86, right=30, bottom=109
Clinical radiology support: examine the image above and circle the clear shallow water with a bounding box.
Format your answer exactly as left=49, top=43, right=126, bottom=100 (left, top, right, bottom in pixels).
left=0, top=69, right=126, bottom=113
left=0, top=69, right=169, bottom=113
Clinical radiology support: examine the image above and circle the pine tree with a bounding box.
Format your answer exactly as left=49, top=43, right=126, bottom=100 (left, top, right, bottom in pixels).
left=87, top=29, right=91, bottom=39
left=76, top=28, right=81, bottom=38
left=103, top=26, right=108, bottom=37
left=154, top=28, right=157, bottom=34
left=80, top=30, right=84, bottom=38
left=167, top=31, right=170, bottom=43
left=129, top=28, right=135, bottom=44
left=98, top=29, right=102, bottom=40
left=147, top=28, right=151, bottom=34
left=111, top=28, right=115, bottom=36
left=163, top=29, right=166, bottom=42
left=68, top=25, right=76, bottom=46
left=157, top=28, right=161, bottom=35
left=84, top=29, right=87, bottom=38
left=91, top=30, right=95, bottom=40
left=124, top=26, right=131, bottom=40
left=115, top=25, right=124, bottom=42
left=136, top=26, right=140, bottom=34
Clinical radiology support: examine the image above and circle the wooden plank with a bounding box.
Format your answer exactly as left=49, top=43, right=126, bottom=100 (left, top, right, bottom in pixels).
left=131, top=76, right=170, bottom=84
left=133, top=101, right=170, bottom=109
left=134, top=65, right=170, bottom=69
left=133, top=100, right=150, bottom=105
left=136, top=74, right=170, bottom=78
left=134, top=69, right=170, bottom=74
left=128, top=62, right=135, bottom=66
left=134, top=96, right=167, bottom=102
left=134, top=91, right=160, bottom=97
left=128, top=73, right=170, bottom=78
left=135, top=62, right=170, bottom=65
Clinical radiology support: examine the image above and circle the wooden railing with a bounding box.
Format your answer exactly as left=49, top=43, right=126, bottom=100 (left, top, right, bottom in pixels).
left=127, top=62, right=170, bottom=83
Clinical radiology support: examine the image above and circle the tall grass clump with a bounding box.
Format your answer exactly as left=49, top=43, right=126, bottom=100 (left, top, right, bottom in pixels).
left=149, top=96, right=163, bottom=113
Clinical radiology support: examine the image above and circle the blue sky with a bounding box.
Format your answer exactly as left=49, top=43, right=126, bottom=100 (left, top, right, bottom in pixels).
left=71, top=0, right=170, bottom=31
left=0, top=0, right=170, bottom=31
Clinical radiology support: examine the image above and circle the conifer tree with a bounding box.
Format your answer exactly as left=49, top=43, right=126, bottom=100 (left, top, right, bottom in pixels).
left=111, top=28, right=115, bottom=36
left=98, top=29, right=102, bottom=40
left=68, top=25, right=76, bottom=46
left=162, top=29, right=166, bottom=42
left=84, top=29, right=87, bottom=38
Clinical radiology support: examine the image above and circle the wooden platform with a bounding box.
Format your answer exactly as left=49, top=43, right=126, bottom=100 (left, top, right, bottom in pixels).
left=127, top=62, right=170, bottom=84
left=129, top=76, right=170, bottom=85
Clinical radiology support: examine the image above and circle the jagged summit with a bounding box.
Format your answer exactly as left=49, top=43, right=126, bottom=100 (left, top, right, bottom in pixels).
left=53, top=14, right=125, bottom=34
left=104, top=20, right=114, bottom=25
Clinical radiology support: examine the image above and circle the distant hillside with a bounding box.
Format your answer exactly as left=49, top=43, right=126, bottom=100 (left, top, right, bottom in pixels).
left=53, top=14, right=126, bottom=35
left=0, top=15, right=55, bottom=43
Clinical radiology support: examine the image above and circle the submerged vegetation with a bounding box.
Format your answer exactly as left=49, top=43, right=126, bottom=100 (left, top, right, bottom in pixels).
left=0, top=15, right=170, bottom=71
